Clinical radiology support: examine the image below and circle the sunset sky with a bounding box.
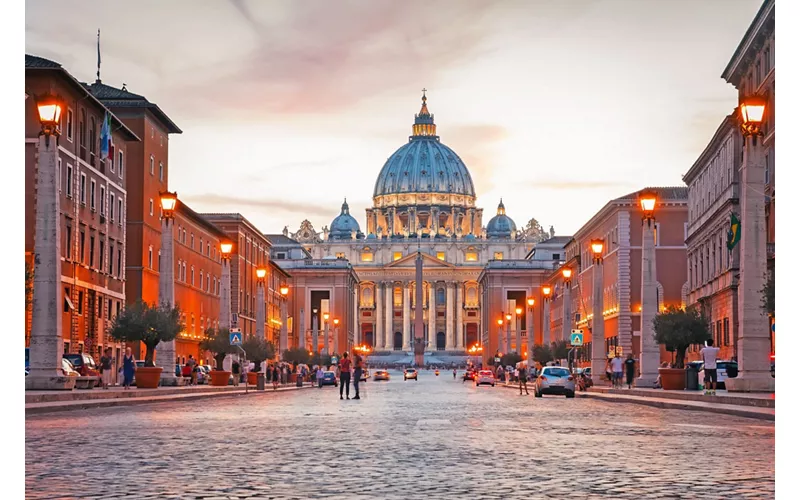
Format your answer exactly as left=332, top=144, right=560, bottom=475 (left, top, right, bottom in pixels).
left=25, top=0, right=763, bottom=236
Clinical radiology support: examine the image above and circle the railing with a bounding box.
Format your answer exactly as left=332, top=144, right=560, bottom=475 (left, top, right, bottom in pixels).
left=485, top=260, right=560, bottom=270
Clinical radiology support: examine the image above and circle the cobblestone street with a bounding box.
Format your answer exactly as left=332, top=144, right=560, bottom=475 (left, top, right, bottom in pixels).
left=26, top=371, right=775, bottom=499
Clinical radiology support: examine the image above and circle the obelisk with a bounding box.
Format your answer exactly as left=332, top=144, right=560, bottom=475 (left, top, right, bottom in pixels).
left=414, top=251, right=425, bottom=366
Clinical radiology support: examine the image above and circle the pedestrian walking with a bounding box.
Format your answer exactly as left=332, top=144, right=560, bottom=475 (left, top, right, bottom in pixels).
left=352, top=351, right=364, bottom=399
left=316, top=366, right=325, bottom=388
left=624, top=354, right=636, bottom=389
left=99, top=347, right=113, bottom=389
left=122, top=347, right=135, bottom=390
left=453, top=368, right=457, bottom=379
left=338, top=352, right=352, bottom=400
left=272, top=364, right=280, bottom=390
left=232, top=360, right=241, bottom=387
left=518, top=363, right=529, bottom=395
left=700, top=338, right=720, bottom=395
left=610, top=354, right=624, bottom=389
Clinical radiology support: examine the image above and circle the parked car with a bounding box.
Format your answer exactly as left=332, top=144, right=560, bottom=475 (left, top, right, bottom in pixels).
left=62, top=353, right=100, bottom=377
left=463, top=369, right=476, bottom=381
left=695, top=360, right=738, bottom=390
left=404, top=368, right=418, bottom=381
left=61, top=358, right=80, bottom=377
left=373, top=370, right=390, bottom=381
left=320, top=371, right=338, bottom=386
left=534, top=366, right=576, bottom=398
left=475, top=370, right=496, bottom=387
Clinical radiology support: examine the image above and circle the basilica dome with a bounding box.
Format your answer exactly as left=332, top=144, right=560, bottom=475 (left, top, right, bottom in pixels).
left=373, top=92, right=475, bottom=203
left=486, top=199, right=517, bottom=239
left=328, top=199, right=363, bottom=240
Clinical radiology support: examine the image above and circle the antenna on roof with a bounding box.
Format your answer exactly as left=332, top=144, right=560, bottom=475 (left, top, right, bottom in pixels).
left=96, top=29, right=101, bottom=83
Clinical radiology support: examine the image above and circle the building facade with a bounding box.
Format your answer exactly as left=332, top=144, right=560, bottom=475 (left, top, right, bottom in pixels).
left=25, top=55, right=139, bottom=361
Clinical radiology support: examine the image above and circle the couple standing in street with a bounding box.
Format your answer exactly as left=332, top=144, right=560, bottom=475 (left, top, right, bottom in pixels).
left=337, top=351, right=364, bottom=400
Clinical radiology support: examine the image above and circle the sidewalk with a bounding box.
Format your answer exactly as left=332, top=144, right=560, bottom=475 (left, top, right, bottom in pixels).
left=26, top=383, right=313, bottom=415
left=587, top=386, right=775, bottom=408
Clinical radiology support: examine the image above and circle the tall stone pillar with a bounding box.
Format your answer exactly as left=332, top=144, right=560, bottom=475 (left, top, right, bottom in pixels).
left=428, top=282, right=436, bottom=350
left=353, top=288, right=359, bottom=346
left=543, top=298, right=551, bottom=345
left=561, top=283, right=572, bottom=343
left=402, top=282, right=411, bottom=349
left=256, top=281, right=265, bottom=341
left=638, top=219, right=659, bottom=387
left=27, top=134, right=75, bottom=390
left=456, top=283, right=464, bottom=349
left=445, top=282, right=455, bottom=349
left=527, top=302, right=535, bottom=371
left=312, top=312, right=319, bottom=354
left=515, top=312, right=521, bottom=355
left=299, top=308, right=305, bottom=349
left=592, top=258, right=607, bottom=383
left=375, top=283, right=384, bottom=350
left=432, top=207, right=439, bottom=235
left=220, top=258, right=232, bottom=330
left=726, top=134, right=774, bottom=392
left=280, top=299, right=288, bottom=354
left=385, top=283, right=393, bottom=348
left=323, top=318, right=330, bottom=355
left=158, top=215, right=180, bottom=385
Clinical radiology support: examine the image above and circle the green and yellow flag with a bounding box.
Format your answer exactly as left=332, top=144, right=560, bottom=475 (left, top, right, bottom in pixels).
left=727, top=213, right=741, bottom=250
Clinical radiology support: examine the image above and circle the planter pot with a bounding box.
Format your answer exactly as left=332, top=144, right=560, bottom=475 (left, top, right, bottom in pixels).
left=659, top=368, right=686, bottom=390
left=210, top=370, right=231, bottom=386
left=134, top=367, right=163, bottom=389
left=247, top=372, right=259, bottom=386
left=289, top=373, right=297, bottom=383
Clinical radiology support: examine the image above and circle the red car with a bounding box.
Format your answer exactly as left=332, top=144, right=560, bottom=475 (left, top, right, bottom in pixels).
left=62, top=353, right=100, bottom=377
left=463, top=370, right=476, bottom=381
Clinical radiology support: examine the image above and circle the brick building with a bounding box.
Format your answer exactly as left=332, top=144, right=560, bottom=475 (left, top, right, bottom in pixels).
left=546, top=187, right=689, bottom=365
left=25, top=55, right=139, bottom=361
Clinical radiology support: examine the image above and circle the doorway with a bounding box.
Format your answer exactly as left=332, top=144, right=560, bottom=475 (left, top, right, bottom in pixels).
left=436, top=332, right=446, bottom=350
left=466, top=324, right=478, bottom=348
left=394, top=332, right=403, bottom=350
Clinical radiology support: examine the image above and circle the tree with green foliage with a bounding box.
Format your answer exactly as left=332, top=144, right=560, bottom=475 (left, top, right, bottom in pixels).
left=310, top=352, right=332, bottom=368
left=500, top=352, right=522, bottom=367
left=760, top=270, right=774, bottom=318
left=200, top=327, right=237, bottom=371
left=551, top=340, right=570, bottom=361
left=109, top=301, right=183, bottom=367
left=283, top=347, right=312, bottom=365
left=653, top=305, right=710, bottom=368
left=533, top=344, right=553, bottom=365
left=242, top=336, right=275, bottom=372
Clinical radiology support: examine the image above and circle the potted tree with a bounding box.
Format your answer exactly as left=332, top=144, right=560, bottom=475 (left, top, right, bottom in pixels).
left=282, top=348, right=311, bottom=383
left=200, top=327, right=235, bottom=386
left=653, top=305, right=710, bottom=390
left=109, top=300, right=183, bottom=388
left=243, top=336, right=275, bottom=386
left=551, top=340, right=570, bottom=365
left=533, top=344, right=553, bottom=370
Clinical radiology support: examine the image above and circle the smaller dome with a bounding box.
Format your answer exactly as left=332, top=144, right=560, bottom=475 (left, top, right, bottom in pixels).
left=366, top=233, right=377, bottom=239
left=329, top=199, right=363, bottom=240
left=486, top=199, right=516, bottom=239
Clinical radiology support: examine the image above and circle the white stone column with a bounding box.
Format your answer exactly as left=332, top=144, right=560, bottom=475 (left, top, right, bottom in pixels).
left=402, top=282, right=411, bottom=349
left=280, top=299, right=288, bottom=354
left=323, top=318, right=330, bottom=355
left=298, top=308, right=305, bottom=349
left=456, top=283, right=464, bottom=350
left=445, top=282, right=455, bottom=350
left=638, top=219, right=660, bottom=386
left=543, top=299, right=551, bottom=345
left=592, top=258, right=607, bottom=383
left=158, top=216, right=181, bottom=385
left=312, top=313, right=319, bottom=354
left=561, top=283, right=572, bottom=343
left=527, top=303, right=535, bottom=371
left=375, top=283, right=384, bottom=350
left=256, top=281, right=265, bottom=341
left=385, top=283, right=393, bottom=348
left=515, top=313, right=521, bottom=355
left=353, top=288, right=359, bottom=346
left=428, top=282, right=436, bottom=350
left=220, top=258, right=232, bottom=330
left=27, top=134, right=75, bottom=390
left=726, top=134, right=774, bottom=392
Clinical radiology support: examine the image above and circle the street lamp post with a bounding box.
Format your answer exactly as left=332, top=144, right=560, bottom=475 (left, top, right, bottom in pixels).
left=637, top=191, right=660, bottom=387
left=514, top=307, right=522, bottom=355
left=279, top=284, right=289, bottom=355
left=726, top=95, right=774, bottom=392
left=526, top=297, right=535, bottom=374
left=312, top=308, right=319, bottom=354
left=333, top=318, right=340, bottom=356
left=496, top=318, right=504, bottom=358
left=542, top=286, right=552, bottom=346
left=561, top=268, right=573, bottom=344
left=219, top=242, right=233, bottom=329
left=590, top=239, right=607, bottom=383
left=323, top=312, right=330, bottom=355
left=27, top=94, right=74, bottom=390
left=505, top=313, right=512, bottom=353
left=158, top=191, right=181, bottom=385
left=256, top=268, right=266, bottom=342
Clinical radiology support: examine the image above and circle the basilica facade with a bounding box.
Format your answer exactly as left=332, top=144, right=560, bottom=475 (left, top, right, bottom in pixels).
left=276, top=93, right=556, bottom=357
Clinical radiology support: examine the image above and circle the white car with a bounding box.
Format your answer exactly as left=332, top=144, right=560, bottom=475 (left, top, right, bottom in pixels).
left=695, top=361, right=738, bottom=390
left=404, top=368, right=418, bottom=381
left=534, top=366, right=576, bottom=398
left=475, top=370, right=496, bottom=387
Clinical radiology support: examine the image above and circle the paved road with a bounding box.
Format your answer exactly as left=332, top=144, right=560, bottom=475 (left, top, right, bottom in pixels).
left=26, top=370, right=774, bottom=499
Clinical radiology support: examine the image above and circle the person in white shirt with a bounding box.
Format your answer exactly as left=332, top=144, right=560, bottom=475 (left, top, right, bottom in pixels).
left=700, top=338, right=721, bottom=395
left=610, top=354, right=624, bottom=389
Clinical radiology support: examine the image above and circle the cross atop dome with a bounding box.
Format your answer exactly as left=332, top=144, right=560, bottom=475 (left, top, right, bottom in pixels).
left=413, top=88, right=437, bottom=138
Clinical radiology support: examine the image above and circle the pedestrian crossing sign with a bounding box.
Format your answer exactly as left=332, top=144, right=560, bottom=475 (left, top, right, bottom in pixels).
left=570, top=329, right=583, bottom=346
left=229, top=330, right=242, bottom=346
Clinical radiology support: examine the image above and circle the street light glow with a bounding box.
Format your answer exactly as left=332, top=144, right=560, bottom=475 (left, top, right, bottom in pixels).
left=323, top=312, right=329, bottom=321
left=220, top=242, right=233, bottom=257
left=36, top=93, right=63, bottom=136
left=639, top=190, right=657, bottom=219
left=333, top=318, right=339, bottom=325
left=542, top=286, right=551, bottom=297
left=527, top=297, right=535, bottom=307
left=256, top=268, right=267, bottom=279
left=739, top=95, right=766, bottom=125
left=159, top=191, right=178, bottom=214
left=505, top=313, right=512, bottom=321
left=590, top=238, right=604, bottom=256
left=562, top=268, right=572, bottom=280
left=497, top=318, right=503, bottom=326
left=515, top=307, right=522, bottom=315
left=280, top=284, right=289, bottom=295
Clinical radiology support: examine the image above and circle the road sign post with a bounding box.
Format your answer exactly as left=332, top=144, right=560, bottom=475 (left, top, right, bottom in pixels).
left=228, top=329, right=246, bottom=393
left=570, top=329, right=584, bottom=346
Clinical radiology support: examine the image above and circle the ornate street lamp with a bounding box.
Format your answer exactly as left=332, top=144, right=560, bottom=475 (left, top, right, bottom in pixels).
left=36, top=93, right=64, bottom=145
left=739, top=94, right=766, bottom=137
left=256, top=267, right=267, bottom=348
left=333, top=318, right=340, bottom=356
left=156, top=190, right=180, bottom=385
left=322, top=312, right=330, bottom=355
left=160, top=191, right=178, bottom=218
left=219, top=241, right=233, bottom=331
left=561, top=267, right=573, bottom=283
left=279, top=283, right=289, bottom=354
left=514, top=307, right=522, bottom=355
left=541, top=285, right=552, bottom=346
left=590, top=238, right=606, bottom=381
left=639, top=191, right=659, bottom=386
left=639, top=190, right=657, bottom=223
left=526, top=297, right=535, bottom=370
left=561, top=268, right=573, bottom=344
left=591, top=239, right=604, bottom=260
left=312, top=308, right=319, bottom=355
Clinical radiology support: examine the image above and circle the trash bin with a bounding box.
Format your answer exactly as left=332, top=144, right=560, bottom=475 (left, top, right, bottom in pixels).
left=296, top=375, right=303, bottom=388
left=256, top=373, right=265, bottom=391
left=685, top=364, right=700, bottom=391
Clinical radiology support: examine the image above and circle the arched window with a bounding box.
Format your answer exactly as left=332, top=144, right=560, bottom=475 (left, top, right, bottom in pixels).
left=437, top=287, right=445, bottom=304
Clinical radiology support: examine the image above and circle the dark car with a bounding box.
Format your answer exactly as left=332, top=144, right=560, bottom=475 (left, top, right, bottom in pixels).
left=463, top=370, right=476, bottom=381
left=62, top=353, right=100, bottom=377
left=320, top=371, right=338, bottom=387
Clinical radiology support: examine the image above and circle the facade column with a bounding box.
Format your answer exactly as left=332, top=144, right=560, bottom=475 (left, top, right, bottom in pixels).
left=527, top=301, right=535, bottom=371
left=385, top=283, right=393, bottom=349
left=726, top=134, right=774, bottom=391
left=375, top=283, right=384, bottom=350
left=220, top=258, right=232, bottom=330
left=256, top=280, right=265, bottom=341
left=26, top=134, right=75, bottom=390
left=428, top=282, right=436, bottom=350
left=402, top=282, right=411, bottom=349
left=445, top=282, right=455, bottom=350
left=515, top=311, right=521, bottom=355
left=638, top=219, right=660, bottom=386
left=312, top=312, right=319, bottom=354
left=158, top=215, right=180, bottom=385
left=298, top=308, right=305, bottom=349
left=561, top=282, right=572, bottom=344
left=592, top=256, right=607, bottom=383
left=543, top=298, right=551, bottom=345
left=455, top=282, right=464, bottom=350
left=280, top=299, right=288, bottom=355
left=323, top=317, right=330, bottom=355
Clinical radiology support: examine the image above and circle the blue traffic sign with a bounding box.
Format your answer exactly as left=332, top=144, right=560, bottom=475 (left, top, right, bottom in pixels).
left=331, top=356, right=339, bottom=365
left=229, top=331, right=242, bottom=345
left=570, top=329, right=584, bottom=346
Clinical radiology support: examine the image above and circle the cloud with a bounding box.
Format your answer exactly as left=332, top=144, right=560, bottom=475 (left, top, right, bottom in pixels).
left=182, top=193, right=334, bottom=219
left=529, top=180, right=635, bottom=190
